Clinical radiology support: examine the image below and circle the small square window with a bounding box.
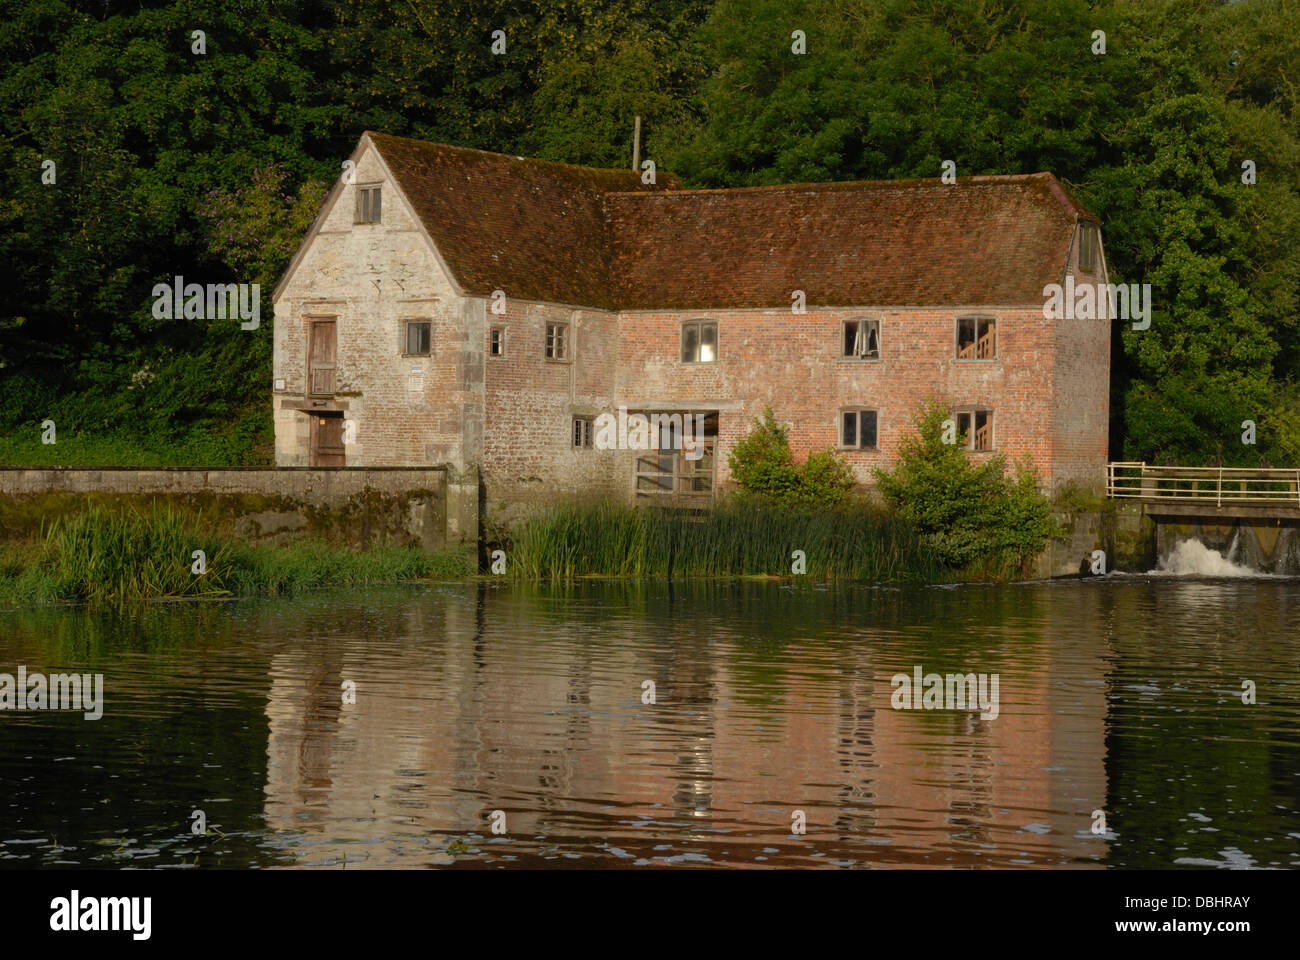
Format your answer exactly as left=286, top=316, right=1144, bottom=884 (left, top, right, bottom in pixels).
left=356, top=185, right=382, bottom=224
left=956, top=317, right=996, bottom=360
left=681, top=320, right=718, bottom=363
left=843, top=318, right=880, bottom=359
left=404, top=320, right=431, bottom=356
left=546, top=323, right=569, bottom=360
left=840, top=408, right=878, bottom=450
left=489, top=327, right=505, bottom=357
left=573, top=417, right=593, bottom=448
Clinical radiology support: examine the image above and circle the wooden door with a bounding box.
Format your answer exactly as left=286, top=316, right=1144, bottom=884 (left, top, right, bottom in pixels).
left=308, top=320, right=337, bottom=396
left=311, top=412, right=346, bottom=467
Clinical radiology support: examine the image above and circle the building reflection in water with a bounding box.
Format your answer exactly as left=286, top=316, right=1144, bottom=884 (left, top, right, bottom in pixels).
left=262, top=581, right=1111, bottom=868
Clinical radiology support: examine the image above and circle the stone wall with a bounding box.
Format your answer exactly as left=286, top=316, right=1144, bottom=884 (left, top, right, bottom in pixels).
left=1033, top=501, right=1154, bottom=578
left=0, top=467, right=477, bottom=551
left=272, top=138, right=466, bottom=469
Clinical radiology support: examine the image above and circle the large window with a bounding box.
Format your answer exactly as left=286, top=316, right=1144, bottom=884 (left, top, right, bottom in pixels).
left=956, top=316, right=996, bottom=360
left=635, top=412, right=719, bottom=500
left=842, top=318, right=880, bottom=359
left=546, top=322, right=569, bottom=361
left=355, top=185, right=381, bottom=223
left=404, top=320, right=431, bottom=356
left=681, top=320, right=718, bottom=363
left=955, top=408, right=994, bottom=451
left=840, top=408, right=879, bottom=450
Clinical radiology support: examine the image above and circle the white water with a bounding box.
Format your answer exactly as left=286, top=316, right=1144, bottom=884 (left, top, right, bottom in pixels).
left=1153, top=538, right=1258, bottom=577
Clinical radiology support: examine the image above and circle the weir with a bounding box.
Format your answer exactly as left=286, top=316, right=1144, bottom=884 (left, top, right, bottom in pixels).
left=1107, top=462, right=1300, bottom=574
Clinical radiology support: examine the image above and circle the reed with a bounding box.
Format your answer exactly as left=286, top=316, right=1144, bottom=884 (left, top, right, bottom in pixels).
left=507, top=500, right=946, bottom=582
left=0, top=507, right=473, bottom=605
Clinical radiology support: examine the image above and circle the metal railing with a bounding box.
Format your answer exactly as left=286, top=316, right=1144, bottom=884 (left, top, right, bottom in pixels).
left=1107, top=462, right=1300, bottom=506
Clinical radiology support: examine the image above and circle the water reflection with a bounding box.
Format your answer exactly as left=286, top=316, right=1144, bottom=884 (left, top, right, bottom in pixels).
left=1, top=577, right=1297, bottom=869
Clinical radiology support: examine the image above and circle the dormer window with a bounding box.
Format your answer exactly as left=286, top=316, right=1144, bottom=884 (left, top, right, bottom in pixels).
left=356, top=185, right=382, bottom=224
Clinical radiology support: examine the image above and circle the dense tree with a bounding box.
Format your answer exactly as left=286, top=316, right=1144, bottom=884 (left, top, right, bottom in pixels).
left=0, top=0, right=1296, bottom=470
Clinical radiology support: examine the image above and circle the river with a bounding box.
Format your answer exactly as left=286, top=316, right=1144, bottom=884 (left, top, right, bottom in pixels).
left=1, top=573, right=1297, bottom=869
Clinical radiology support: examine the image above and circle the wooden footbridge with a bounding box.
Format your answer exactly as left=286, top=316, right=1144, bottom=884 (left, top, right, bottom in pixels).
left=1107, top=462, right=1300, bottom=520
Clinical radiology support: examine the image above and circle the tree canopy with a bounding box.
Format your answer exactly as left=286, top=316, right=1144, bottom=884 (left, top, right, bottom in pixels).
left=2, top=0, right=1296, bottom=468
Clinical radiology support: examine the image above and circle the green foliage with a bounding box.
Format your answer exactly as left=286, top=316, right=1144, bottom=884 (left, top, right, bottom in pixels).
left=0, top=507, right=473, bottom=605
left=671, top=0, right=1300, bottom=468
left=872, top=398, right=1059, bottom=574
left=507, top=499, right=944, bottom=582
left=2, top=0, right=1299, bottom=469
left=728, top=406, right=856, bottom=506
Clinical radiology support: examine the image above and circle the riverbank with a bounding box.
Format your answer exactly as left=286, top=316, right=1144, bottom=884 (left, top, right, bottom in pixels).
left=0, top=494, right=1143, bottom=606
left=0, top=508, right=473, bottom=605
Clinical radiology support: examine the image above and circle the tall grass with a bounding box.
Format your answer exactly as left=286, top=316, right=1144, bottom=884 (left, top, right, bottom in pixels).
left=0, top=507, right=473, bottom=605
left=507, top=500, right=947, bottom=582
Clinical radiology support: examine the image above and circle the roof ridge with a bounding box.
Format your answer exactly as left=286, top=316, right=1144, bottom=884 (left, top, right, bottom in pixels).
left=364, top=130, right=656, bottom=180
left=605, top=171, right=1056, bottom=198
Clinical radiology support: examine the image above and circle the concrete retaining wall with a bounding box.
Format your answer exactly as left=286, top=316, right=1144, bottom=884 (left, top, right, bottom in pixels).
left=0, top=466, right=479, bottom=551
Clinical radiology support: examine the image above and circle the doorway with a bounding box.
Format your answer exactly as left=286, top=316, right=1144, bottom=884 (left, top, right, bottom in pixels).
left=310, top=411, right=346, bottom=467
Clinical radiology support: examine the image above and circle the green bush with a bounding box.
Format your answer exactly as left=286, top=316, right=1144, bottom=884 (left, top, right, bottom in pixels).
left=872, top=398, right=1060, bottom=574
left=728, top=406, right=857, bottom=507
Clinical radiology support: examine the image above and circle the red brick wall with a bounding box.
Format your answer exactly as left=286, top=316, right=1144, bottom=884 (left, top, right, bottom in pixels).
left=482, top=300, right=620, bottom=521
left=614, top=306, right=1070, bottom=490
left=1050, top=234, right=1113, bottom=491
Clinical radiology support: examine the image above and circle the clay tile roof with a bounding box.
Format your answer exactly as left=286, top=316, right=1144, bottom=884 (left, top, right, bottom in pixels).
left=369, top=132, right=1097, bottom=311
left=367, top=132, right=678, bottom=309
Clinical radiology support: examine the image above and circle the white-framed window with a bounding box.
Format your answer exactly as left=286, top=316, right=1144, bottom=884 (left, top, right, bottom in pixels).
left=489, top=326, right=505, bottom=357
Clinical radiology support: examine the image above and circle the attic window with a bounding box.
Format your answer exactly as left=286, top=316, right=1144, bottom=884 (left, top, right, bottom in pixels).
left=956, top=317, right=996, bottom=360
left=843, top=318, right=880, bottom=359
left=356, top=185, right=382, bottom=224
left=1078, top=223, right=1098, bottom=272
